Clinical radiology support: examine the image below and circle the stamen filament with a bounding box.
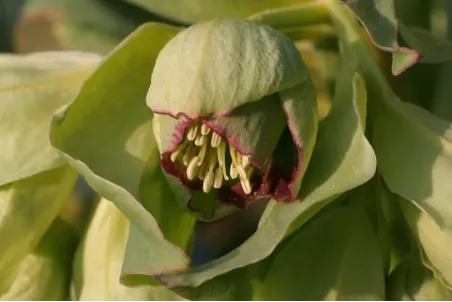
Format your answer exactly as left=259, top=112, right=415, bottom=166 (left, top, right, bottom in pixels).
left=203, top=171, right=214, bottom=193
left=213, top=167, right=223, bottom=189
left=240, top=178, right=252, bottom=194
left=230, top=163, right=238, bottom=179
left=198, top=164, right=208, bottom=180
left=182, top=144, right=194, bottom=166
left=236, top=165, right=248, bottom=180
left=197, top=143, right=208, bottom=166
left=170, top=141, right=188, bottom=162
left=207, top=149, right=218, bottom=171
left=229, top=145, right=237, bottom=164
left=217, top=142, right=229, bottom=180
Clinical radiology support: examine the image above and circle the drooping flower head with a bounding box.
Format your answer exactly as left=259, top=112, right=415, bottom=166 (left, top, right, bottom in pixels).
left=147, top=19, right=318, bottom=218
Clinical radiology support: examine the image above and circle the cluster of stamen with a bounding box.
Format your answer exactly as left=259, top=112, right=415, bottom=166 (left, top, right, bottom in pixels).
left=169, top=122, right=252, bottom=194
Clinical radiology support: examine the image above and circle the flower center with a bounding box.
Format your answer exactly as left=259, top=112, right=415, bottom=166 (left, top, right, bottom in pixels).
left=169, top=121, right=252, bottom=194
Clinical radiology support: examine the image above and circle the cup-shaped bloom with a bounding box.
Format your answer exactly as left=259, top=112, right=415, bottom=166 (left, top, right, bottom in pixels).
left=147, top=19, right=317, bottom=213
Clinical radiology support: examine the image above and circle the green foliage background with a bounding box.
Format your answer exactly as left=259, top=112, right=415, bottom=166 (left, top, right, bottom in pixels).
left=1, top=0, right=452, bottom=300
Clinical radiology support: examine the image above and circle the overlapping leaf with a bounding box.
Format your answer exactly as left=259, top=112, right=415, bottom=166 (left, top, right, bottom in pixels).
left=0, top=52, right=100, bottom=185
left=388, top=248, right=452, bottom=300
left=72, top=198, right=184, bottom=301
left=14, top=0, right=156, bottom=54
left=340, top=0, right=452, bottom=75
left=400, top=197, right=452, bottom=288
left=372, top=100, right=452, bottom=232
left=246, top=2, right=330, bottom=29
left=124, top=0, right=322, bottom=24
left=0, top=51, right=99, bottom=294
left=0, top=167, right=77, bottom=294
left=49, top=23, right=196, bottom=277
left=0, top=218, right=78, bottom=301
left=256, top=203, right=385, bottom=300
left=330, top=0, right=452, bottom=238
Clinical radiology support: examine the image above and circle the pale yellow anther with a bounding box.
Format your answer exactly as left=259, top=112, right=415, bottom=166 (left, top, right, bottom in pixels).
left=187, top=124, right=198, bottom=141
left=229, top=145, right=247, bottom=179
left=230, top=163, right=238, bottom=179
left=194, top=134, right=207, bottom=146
left=198, top=164, right=208, bottom=180
left=242, top=155, right=250, bottom=167
left=211, top=133, right=222, bottom=148
left=170, top=141, right=188, bottom=162
left=240, top=178, right=252, bottom=194
left=187, top=156, right=201, bottom=180
left=201, top=124, right=211, bottom=135
left=213, top=167, right=223, bottom=189
left=236, top=165, right=248, bottom=180
left=195, top=133, right=207, bottom=146
left=176, top=122, right=256, bottom=193
left=203, top=171, right=214, bottom=193
left=170, top=150, right=181, bottom=162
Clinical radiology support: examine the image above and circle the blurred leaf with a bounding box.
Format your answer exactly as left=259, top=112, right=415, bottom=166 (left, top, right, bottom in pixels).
left=341, top=0, right=398, bottom=49
left=341, top=0, right=452, bottom=74
left=0, top=218, right=78, bottom=301
left=0, top=0, right=25, bottom=51
left=256, top=203, right=385, bottom=300
left=72, top=198, right=184, bottom=301
left=0, top=166, right=77, bottom=294
left=388, top=248, right=452, bottom=300
left=400, top=197, right=452, bottom=288
left=375, top=180, right=412, bottom=274
left=391, top=48, right=420, bottom=76
left=14, top=0, right=161, bottom=54
left=50, top=23, right=193, bottom=276
left=431, top=60, right=452, bottom=121
left=372, top=101, right=452, bottom=232
left=174, top=263, right=266, bottom=300
left=0, top=52, right=100, bottom=186
left=0, top=50, right=98, bottom=295
left=296, top=41, right=335, bottom=120
left=332, top=0, right=452, bottom=251
left=430, top=0, right=452, bottom=121
left=247, top=2, right=330, bottom=28
left=125, top=0, right=325, bottom=24
left=157, top=52, right=376, bottom=288
left=399, top=23, right=452, bottom=63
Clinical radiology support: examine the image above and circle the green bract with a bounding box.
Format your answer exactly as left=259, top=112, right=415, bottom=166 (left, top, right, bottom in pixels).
left=0, top=51, right=99, bottom=298
left=147, top=19, right=318, bottom=218
left=72, top=198, right=185, bottom=301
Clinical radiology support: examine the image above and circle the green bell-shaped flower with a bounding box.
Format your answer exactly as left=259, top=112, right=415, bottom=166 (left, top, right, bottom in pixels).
left=147, top=19, right=318, bottom=212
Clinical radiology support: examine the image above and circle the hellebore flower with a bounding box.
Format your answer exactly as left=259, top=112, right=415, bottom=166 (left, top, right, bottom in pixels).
left=147, top=19, right=317, bottom=214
